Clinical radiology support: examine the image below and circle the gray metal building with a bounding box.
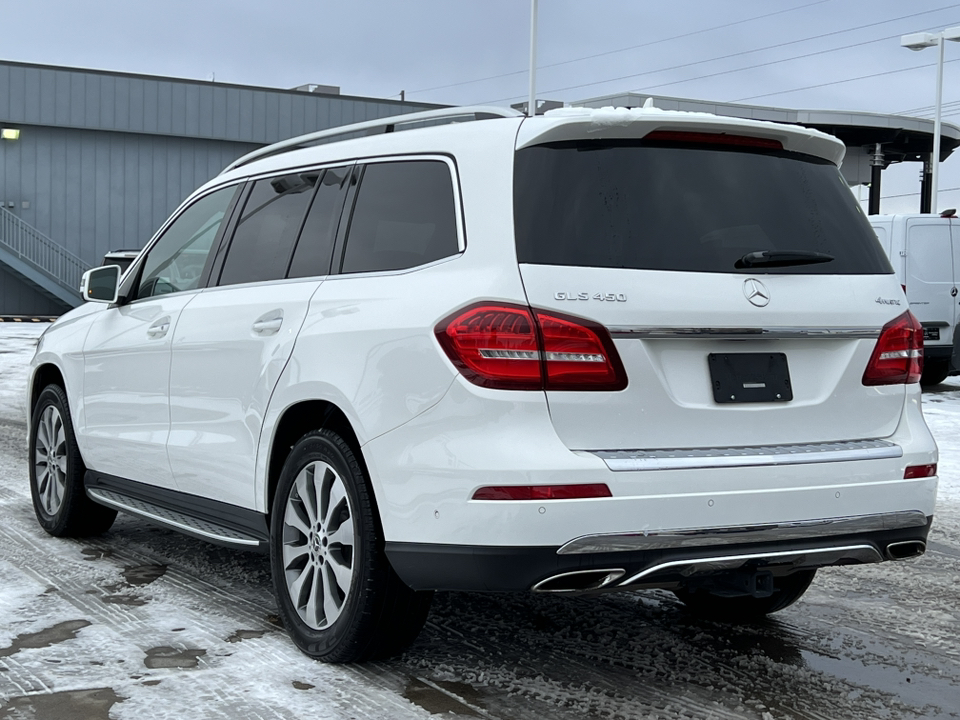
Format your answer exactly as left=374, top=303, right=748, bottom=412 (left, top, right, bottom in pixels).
left=0, top=61, right=440, bottom=316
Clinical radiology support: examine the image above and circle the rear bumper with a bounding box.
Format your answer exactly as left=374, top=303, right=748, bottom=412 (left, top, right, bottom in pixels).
left=364, top=378, right=937, bottom=550
left=386, top=513, right=933, bottom=591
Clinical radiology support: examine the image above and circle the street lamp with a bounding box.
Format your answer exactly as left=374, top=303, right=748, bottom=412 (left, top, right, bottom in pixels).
left=901, top=26, right=960, bottom=213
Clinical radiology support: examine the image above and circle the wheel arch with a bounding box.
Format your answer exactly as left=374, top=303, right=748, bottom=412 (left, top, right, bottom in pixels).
left=265, top=399, right=372, bottom=521
left=30, top=362, right=67, bottom=418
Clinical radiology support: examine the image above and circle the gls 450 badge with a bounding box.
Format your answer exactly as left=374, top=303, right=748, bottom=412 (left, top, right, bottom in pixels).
left=555, top=292, right=627, bottom=302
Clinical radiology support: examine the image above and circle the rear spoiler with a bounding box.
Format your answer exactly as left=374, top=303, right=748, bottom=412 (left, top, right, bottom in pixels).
left=515, top=106, right=846, bottom=167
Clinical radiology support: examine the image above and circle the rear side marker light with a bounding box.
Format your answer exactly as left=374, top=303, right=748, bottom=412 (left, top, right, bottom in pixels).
left=436, top=302, right=627, bottom=391
left=862, top=311, right=923, bottom=386
left=472, top=484, right=612, bottom=500
left=904, top=464, right=936, bottom=479
left=643, top=130, right=783, bottom=150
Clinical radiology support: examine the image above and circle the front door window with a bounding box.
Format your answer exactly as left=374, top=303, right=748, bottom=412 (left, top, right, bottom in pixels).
left=136, top=186, right=237, bottom=300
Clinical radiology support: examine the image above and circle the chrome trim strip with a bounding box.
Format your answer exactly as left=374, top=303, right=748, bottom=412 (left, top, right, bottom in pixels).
left=87, top=489, right=262, bottom=548
left=618, top=544, right=884, bottom=586
left=608, top=326, right=881, bottom=340
left=557, top=510, right=928, bottom=555
left=591, top=439, right=902, bottom=472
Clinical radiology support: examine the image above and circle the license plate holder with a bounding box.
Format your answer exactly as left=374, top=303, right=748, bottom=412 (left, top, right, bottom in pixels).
left=708, top=353, right=793, bottom=404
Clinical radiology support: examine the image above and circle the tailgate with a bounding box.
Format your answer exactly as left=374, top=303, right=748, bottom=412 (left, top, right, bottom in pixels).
left=519, top=267, right=907, bottom=451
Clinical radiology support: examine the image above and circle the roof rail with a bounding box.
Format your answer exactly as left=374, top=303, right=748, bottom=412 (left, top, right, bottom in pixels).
left=221, top=105, right=524, bottom=175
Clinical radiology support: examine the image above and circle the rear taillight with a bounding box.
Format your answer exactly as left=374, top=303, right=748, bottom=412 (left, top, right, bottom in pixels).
left=862, top=311, right=923, bottom=386
left=436, top=303, right=627, bottom=391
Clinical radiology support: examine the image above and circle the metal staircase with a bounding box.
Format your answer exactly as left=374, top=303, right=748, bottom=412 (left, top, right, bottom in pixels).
left=0, top=205, right=85, bottom=309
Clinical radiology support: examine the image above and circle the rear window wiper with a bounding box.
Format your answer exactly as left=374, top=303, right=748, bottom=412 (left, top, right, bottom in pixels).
left=736, top=250, right=835, bottom=269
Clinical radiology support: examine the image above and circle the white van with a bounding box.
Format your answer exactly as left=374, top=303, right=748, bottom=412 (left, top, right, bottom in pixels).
left=869, top=212, right=959, bottom=385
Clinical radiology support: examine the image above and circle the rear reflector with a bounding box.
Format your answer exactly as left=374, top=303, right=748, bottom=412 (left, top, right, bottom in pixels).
left=472, top=484, right=612, bottom=500
left=643, top=130, right=783, bottom=150
left=904, top=463, right=937, bottom=479
left=862, top=311, right=923, bottom=386
left=436, top=303, right=627, bottom=391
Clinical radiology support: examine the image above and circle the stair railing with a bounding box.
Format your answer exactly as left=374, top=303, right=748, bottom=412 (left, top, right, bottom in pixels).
left=0, top=205, right=86, bottom=299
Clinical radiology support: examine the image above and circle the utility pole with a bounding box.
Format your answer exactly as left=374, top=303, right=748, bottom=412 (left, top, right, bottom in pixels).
left=528, top=0, right=538, bottom=116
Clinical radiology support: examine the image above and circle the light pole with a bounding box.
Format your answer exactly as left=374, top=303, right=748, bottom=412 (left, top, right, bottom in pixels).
left=901, top=27, right=960, bottom=213
left=528, top=0, right=538, bottom=117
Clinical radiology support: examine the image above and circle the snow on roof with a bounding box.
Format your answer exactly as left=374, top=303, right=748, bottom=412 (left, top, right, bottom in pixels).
left=516, top=105, right=847, bottom=166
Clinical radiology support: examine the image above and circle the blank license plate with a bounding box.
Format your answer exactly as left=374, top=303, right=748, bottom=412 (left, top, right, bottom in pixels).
left=708, top=353, right=793, bottom=404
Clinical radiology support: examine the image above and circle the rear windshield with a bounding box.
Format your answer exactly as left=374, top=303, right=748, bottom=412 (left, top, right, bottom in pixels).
left=514, top=140, right=892, bottom=275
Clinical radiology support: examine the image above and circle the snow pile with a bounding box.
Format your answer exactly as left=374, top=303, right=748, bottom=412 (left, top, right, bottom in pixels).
left=915, top=379, right=960, bottom=502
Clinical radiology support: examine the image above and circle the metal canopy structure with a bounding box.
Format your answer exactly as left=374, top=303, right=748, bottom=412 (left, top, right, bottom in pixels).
left=576, top=92, right=960, bottom=215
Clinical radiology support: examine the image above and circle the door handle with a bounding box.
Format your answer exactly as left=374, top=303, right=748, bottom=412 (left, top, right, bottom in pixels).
left=252, top=310, right=284, bottom=335
left=252, top=318, right=283, bottom=333
left=147, top=320, right=170, bottom=338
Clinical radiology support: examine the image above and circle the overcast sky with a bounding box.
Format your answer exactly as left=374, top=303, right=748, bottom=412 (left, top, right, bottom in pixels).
left=2, top=0, right=959, bottom=213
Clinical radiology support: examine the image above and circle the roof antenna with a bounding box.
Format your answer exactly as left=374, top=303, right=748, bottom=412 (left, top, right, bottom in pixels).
left=528, top=0, right=538, bottom=116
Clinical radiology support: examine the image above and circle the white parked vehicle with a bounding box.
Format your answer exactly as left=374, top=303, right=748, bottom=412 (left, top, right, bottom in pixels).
left=28, top=105, right=938, bottom=662
left=868, top=211, right=959, bottom=386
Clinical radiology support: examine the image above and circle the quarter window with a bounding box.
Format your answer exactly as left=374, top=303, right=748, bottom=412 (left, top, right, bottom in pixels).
left=340, top=160, right=459, bottom=274
left=135, top=186, right=237, bottom=300
left=219, top=173, right=317, bottom=286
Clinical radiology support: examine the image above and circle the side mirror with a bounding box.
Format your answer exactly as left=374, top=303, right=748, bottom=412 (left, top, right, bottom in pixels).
left=80, top=265, right=121, bottom=304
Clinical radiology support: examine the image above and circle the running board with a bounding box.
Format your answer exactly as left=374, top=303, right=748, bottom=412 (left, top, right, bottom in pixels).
left=86, top=487, right=266, bottom=550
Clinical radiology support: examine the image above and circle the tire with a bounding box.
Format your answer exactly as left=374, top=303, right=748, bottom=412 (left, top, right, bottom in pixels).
left=920, top=358, right=950, bottom=387
left=673, top=569, right=816, bottom=622
left=29, top=385, right=117, bottom=537
left=269, top=429, right=433, bottom=662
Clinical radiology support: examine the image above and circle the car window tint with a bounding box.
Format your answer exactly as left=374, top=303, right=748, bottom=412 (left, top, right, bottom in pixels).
left=218, top=173, right=317, bottom=286
left=514, top=141, right=892, bottom=275
left=136, top=186, right=237, bottom=300
left=287, top=167, right=349, bottom=278
left=341, top=160, right=459, bottom=274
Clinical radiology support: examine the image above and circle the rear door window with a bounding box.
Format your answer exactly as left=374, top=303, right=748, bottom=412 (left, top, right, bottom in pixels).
left=340, top=160, right=459, bottom=274
left=514, top=140, right=892, bottom=275
left=218, top=173, right=317, bottom=286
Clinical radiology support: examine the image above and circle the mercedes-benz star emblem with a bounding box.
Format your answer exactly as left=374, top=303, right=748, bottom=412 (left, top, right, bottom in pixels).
left=743, top=278, right=770, bottom=307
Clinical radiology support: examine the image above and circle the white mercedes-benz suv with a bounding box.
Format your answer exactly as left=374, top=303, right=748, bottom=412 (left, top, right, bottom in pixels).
left=27, top=105, right=938, bottom=662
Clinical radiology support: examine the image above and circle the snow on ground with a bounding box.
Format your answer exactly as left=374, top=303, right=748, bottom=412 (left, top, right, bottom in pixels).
left=913, top=378, right=960, bottom=502
left=0, top=322, right=46, bottom=426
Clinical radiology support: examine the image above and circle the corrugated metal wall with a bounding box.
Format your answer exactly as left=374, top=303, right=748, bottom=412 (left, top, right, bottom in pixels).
left=0, top=62, right=434, bottom=147
left=1, top=126, right=258, bottom=261
left=0, top=61, right=442, bottom=315
left=0, top=264, right=63, bottom=315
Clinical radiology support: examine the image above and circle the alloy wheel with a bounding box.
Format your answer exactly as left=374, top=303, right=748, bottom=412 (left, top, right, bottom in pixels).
left=281, top=461, right=356, bottom=630
left=34, top=405, right=67, bottom=516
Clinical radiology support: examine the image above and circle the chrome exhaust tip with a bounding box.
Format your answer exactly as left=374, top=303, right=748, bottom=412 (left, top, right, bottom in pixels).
left=886, top=540, right=926, bottom=560
left=531, top=568, right=625, bottom=593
